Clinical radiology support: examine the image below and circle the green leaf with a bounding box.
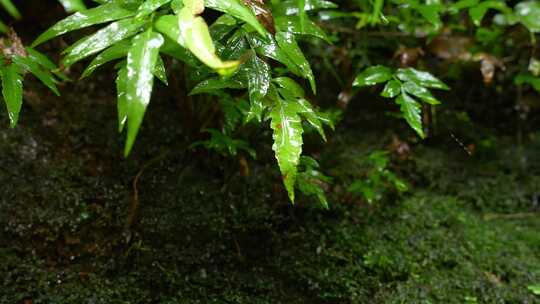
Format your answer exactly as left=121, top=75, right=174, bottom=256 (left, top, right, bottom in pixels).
left=514, top=73, right=540, bottom=93
left=275, top=31, right=316, bottom=93
left=381, top=79, right=401, bottom=98
left=298, top=0, right=307, bottom=32
left=468, top=1, right=509, bottom=26
left=124, top=29, right=164, bottom=156
left=153, top=55, right=168, bottom=85
left=0, top=0, right=21, bottom=19
left=32, top=3, right=136, bottom=46
left=177, top=10, right=240, bottom=75
left=296, top=159, right=331, bottom=209
left=154, top=15, right=182, bottom=43
left=396, top=68, right=449, bottom=90
left=116, top=66, right=128, bottom=132
left=210, top=14, right=238, bottom=41
left=58, top=0, right=87, bottom=12
left=395, top=91, right=424, bottom=138
left=190, top=78, right=244, bottom=95
left=273, top=0, right=337, bottom=16
left=246, top=32, right=303, bottom=76
left=0, top=19, right=8, bottom=33
left=297, top=98, right=326, bottom=141
left=12, top=56, right=60, bottom=95
left=528, top=285, right=540, bottom=296
left=244, top=54, right=271, bottom=122
left=515, top=1, right=540, bottom=33
left=274, top=16, right=330, bottom=43
left=402, top=81, right=440, bottom=105
left=220, top=31, right=249, bottom=60
left=270, top=97, right=304, bottom=203
left=136, top=0, right=172, bottom=17
left=413, top=4, right=442, bottom=27
left=450, top=0, right=479, bottom=12
left=193, top=128, right=256, bottom=158
left=25, top=48, right=58, bottom=70
left=62, top=17, right=146, bottom=67
left=81, top=39, right=131, bottom=78
left=0, top=64, right=23, bottom=127
left=205, top=0, right=268, bottom=36
left=273, top=76, right=305, bottom=98
left=353, top=65, right=393, bottom=87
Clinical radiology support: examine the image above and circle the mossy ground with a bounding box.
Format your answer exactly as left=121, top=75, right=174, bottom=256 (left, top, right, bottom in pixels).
left=1, top=76, right=539, bottom=303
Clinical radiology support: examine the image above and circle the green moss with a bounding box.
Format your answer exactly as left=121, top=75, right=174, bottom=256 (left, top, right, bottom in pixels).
left=1, top=81, right=539, bottom=303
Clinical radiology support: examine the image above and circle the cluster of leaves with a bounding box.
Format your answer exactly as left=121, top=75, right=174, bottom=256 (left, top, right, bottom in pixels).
left=350, top=0, right=540, bottom=33
left=1, top=0, right=540, bottom=207
left=346, top=151, right=408, bottom=204
left=0, top=0, right=336, bottom=204
left=353, top=65, right=449, bottom=138
left=0, top=30, right=61, bottom=127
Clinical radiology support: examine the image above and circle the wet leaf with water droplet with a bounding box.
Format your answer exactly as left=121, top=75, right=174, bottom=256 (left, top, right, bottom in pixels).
left=0, top=64, right=23, bottom=128
left=58, top=0, right=87, bottom=13
left=353, top=65, right=393, bottom=87
left=270, top=95, right=304, bottom=203
left=12, top=56, right=60, bottom=95
left=205, top=0, right=268, bottom=36
left=396, top=68, right=449, bottom=90
left=136, top=0, right=172, bottom=17
left=82, top=39, right=132, bottom=78
left=32, top=3, right=136, bottom=46
left=402, top=81, right=440, bottom=105
left=275, top=15, right=330, bottom=42
left=124, top=29, right=164, bottom=156
left=396, top=91, right=424, bottom=138
left=244, top=54, right=270, bottom=122
left=381, top=79, right=401, bottom=98
left=62, top=17, right=146, bottom=67
left=275, top=31, right=316, bottom=93
left=116, top=66, right=128, bottom=132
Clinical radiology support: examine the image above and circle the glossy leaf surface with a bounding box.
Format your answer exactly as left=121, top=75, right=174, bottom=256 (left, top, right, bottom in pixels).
left=62, top=18, right=146, bottom=67
left=396, top=92, right=424, bottom=138
left=12, top=56, right=59, bottom=95
left=32, top=3, right=136, bottom=46
left=205, top=0, right=268, bottom=36
left=136, top=0, right=172, bottom=17
left=124, top=29, right=164, bottom=156
left=402, top=81, right=440, bottom=105
left=274, top=16, right=330, bottom=42
left=244, top=54, right=271, bottom=122
left=275, top=31, right=316, bottom=93
left=353, top=65, right=393, bottom=87
left=58, top=0, right=87, bottom=12
left=0, top=64, right=23, bottom=127
left=177, top=9, right=240, bottom=75
left=81, top=39, right=132, bottom=78
left=381, top=79, right=401, bottom=98
left=270, top=97, right=304, bottom=202
left=116, top=66, right=128, bottom=132
left=396, top=68, right=449, bottom=90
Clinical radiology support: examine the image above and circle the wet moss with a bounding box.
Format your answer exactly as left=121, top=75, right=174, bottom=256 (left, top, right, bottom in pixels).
left=1, top=79, right=539, bottom=303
